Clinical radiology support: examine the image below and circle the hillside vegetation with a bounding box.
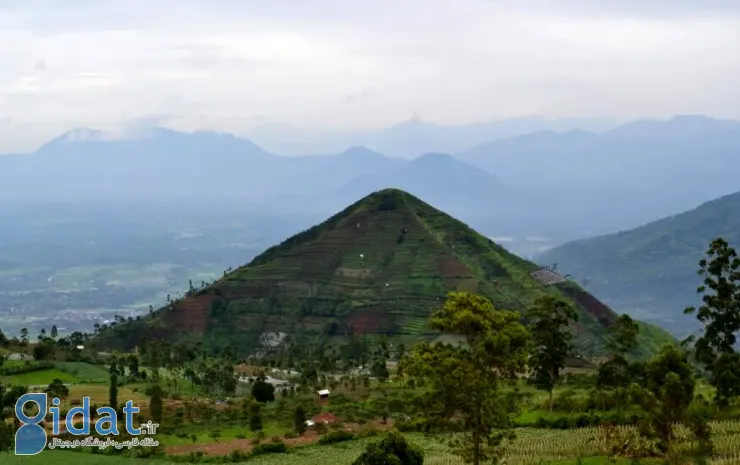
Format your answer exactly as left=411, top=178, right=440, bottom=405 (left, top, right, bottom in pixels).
left=96, top=189, right=672, bottom=358
left=537, top=190, right=740, bottom=336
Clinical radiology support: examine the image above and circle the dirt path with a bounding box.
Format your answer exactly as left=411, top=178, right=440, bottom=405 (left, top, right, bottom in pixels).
left=165, top=421, right=393, bottom=456
left=165, top=430, right=320, bottom=456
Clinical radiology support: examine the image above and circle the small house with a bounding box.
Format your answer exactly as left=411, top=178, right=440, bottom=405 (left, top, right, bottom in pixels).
left=76, top=345, right=85, bottom=351
left=316, top=389, right=330, bottom=399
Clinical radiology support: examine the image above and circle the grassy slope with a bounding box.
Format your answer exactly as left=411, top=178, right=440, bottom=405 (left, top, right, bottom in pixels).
left=537, top=190, right=740, bottom=334
left=97, top=189, right=671, bottom=357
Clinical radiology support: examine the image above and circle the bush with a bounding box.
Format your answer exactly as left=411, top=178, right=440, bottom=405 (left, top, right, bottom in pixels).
left=318, top=430, right=355, bottom=445
left=352, top=430, right=424, bottom=465
left=251, top=441, right=287, bottom=456
left=356, top=427, right=380, bottom=438
left=546, top=389, right=589, bottom=412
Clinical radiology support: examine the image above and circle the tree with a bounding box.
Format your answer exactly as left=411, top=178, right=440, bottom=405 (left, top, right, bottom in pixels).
left=352, top=429, right=424, bottom=465
left=406, top=292, right=531, bottom=465
left=605, top=314, right=639, bottom=358
left=20, top=327, right=28, bottom=345
left=249, top=402, right=263, bottom=431
left=150, top=385, right=164, bottom=423
left=526, top=296, right=578, bottom=412
left=371, top=359, right=390, bottom=381
left=632, top=344, right=696, bottom=456
left=294, top=405, right=307, bottom=435
left=685, top=238, right=740, bottom=406
left=50, top=325, right=58, bottom=340
left=109, top=373, right=118, bottom=409
left=127, top=354, right=140, bottom=378
left=32, top=342, right=54, bottom=361
left=0, top=421, right=12, bottom=454
left=45, top=378, right=70, bottom=399
left=0, top=328, right=8, bottom=348
left=251, top=378, right=275, bottom=403
left=709, top=352, right=740, bottom=407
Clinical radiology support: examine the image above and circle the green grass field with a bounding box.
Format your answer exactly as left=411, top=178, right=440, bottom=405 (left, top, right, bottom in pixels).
left=1, top=368, right=78, bottom=386
left=56, top=362, right=111, bottom=383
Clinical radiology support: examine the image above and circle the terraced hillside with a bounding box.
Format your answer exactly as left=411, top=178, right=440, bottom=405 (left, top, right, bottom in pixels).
left=96, top=189, right=673, bottom=357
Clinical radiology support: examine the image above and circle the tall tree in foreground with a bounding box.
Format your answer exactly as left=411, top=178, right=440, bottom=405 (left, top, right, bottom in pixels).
left=109, top=373, right=118, bottom=410
left=150, top=384, right=164, bottom=423
left=631, top=344, right=697, bottom=458
left=527, top=296, right=578, bottom=412
left=606, top=314, right=639, bottom=358
left=685, top=238, right=740, bottom=406
left=406, top=292, right=531, bottom=465
left=294, top=405, right=307, bottom=435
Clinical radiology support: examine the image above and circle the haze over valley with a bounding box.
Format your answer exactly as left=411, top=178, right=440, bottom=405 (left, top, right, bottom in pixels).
left=2, top=115, right=740, bottom=338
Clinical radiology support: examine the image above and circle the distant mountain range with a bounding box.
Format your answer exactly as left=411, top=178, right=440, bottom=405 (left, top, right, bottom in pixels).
left=536, top=190, right=740, bottom=337
left=245, top=116, right=618, bottom=157
left=3, top=115, right=739, bottom=245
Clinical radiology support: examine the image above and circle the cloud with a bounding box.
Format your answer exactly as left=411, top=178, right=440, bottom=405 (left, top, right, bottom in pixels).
left=1, top=0, right=740, bottom=152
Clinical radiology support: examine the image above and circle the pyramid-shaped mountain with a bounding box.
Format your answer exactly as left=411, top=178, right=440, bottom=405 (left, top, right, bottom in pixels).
left=99, top=189, right=672, bottom=357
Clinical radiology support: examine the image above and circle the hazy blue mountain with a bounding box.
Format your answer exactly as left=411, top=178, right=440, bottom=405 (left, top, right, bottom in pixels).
left=247, top=116, right=617, bottom=157
left=330, top=152, right=508, bottom=214
left=0, top=129, right=403, bottom=202
left=535, top=190, right=740, bottom=337
left=4, top=115, right=739, bottom=246
left=458, top=115, right=740, bottom=234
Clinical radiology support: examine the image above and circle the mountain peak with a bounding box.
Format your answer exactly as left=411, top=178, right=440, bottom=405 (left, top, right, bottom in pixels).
left=413, top=152, right=454, bottom=162
left=94, top=188, right=671, bottom=359
left=341, top=146, right=384, bottom=158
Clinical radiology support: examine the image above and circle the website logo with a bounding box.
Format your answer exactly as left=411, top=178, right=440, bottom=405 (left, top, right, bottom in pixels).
left=15, top=393, right=158, bottom=455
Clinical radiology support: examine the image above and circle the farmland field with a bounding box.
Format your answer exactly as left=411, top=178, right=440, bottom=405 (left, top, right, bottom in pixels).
left=8, top=422, right=740, bottom=465
left=56, top=362, right=111, bottom=383
left=1, top=368, right=78, bottom=385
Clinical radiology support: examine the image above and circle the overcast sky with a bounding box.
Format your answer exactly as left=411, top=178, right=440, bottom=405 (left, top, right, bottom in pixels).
left=1, top=0, right=740, bottom=152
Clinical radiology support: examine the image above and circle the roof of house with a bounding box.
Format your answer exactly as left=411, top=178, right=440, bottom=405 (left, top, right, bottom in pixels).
left=317, top=389, right=330, bottom=396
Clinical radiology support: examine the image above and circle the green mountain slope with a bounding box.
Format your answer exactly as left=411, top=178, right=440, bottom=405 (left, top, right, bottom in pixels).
left=537, top=190, right=740, bottom=337
left=96, top=189, right=672, bottom=357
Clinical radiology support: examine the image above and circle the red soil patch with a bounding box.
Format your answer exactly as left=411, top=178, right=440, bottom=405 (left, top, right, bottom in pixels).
left=344, top=309, right=389, bottom=334
left=165, top=294, right=215, bottom=334
left=437, top=255, right=473, bottom=279
left=165, top=421, right=393, bottom=457
left=560, top=285, right=617, bottom=327
left=311, top=412, right=341, bottom=424
left=165, top=430, right=320, bottom=456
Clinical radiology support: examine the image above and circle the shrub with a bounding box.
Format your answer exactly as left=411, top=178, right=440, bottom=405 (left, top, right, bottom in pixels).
left=352, top=429, right=424, bottom=465
left=251, top=441, right=287, bottom=456
left=318, top=430, right=354, bottom=445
